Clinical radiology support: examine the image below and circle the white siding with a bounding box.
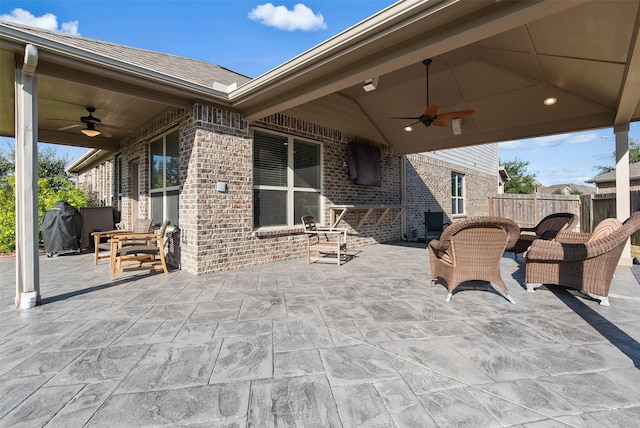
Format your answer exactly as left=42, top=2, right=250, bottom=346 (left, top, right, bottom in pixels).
left=420, top=143, right=498, bottom=175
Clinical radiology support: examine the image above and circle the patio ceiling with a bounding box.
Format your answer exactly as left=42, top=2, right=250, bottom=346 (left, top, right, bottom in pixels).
left=2, top=0, right=640, bottom=156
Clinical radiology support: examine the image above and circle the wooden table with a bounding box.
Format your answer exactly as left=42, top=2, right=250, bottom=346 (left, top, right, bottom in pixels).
left=91, top=229, right=131, bottom=265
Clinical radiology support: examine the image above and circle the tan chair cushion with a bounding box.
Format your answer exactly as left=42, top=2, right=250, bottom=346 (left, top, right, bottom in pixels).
left=587, top=218, right=623, bottom=242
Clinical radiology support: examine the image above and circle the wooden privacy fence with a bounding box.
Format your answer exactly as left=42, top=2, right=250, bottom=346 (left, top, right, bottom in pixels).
left=488, top=192, right=640, bottom=245
left=488, top=194, right=580, bottom=229
left=580, top=191, right=640, bottom=245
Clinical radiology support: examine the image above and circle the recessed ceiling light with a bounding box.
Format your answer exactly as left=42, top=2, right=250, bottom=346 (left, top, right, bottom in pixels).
left=543, top=97, right=557, bottom=106
left=404, top=126, right=413, bottom=132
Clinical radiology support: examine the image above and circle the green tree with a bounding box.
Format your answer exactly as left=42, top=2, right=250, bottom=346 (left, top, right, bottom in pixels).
left=0, top=145, right=93, bottom=253
left=593, top=138, right=640, bottom=175
left=501, top=157, right=538, bottom=194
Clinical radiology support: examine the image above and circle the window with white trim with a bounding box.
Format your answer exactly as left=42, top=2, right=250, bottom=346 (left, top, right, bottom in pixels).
left=253, top=129, right=321, bottom=227
left=115, top=154, right=122, bottom=211
left=451, top=172, right=464, bottom=215
left=150, top=129, right=179, bottom=228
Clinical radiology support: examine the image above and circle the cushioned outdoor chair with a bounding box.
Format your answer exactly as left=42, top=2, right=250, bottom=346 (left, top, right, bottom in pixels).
left=428, top=216, right=520, bottom=303
left=301, top=215, right=347, bottom=266
left=525, top=212, right=640, bottom=306
left=513, top=212, right=579, bottom=257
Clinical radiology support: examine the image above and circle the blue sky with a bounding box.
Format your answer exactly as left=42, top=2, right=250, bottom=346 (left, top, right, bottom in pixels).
left=1, top=1, right=637, bottom=186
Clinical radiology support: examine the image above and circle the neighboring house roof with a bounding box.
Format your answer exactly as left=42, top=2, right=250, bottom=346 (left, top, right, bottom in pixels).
left=537, top=183, right=595, bottom=195
left=588, top=162, right=640, bottom=184
left=498, top=166, right=510, bottom=183
left=0, top=21, right=251, bottom=90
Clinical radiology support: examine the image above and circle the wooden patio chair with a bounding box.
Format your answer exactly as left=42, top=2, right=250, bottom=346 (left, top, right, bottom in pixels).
left=109, top=221, right=170, bottom=280
left=428, top=216, right=520, bottom=303
left=513, top=212, right=579, bottom=257
left=301, top=215, right=347, bottom=267
left=525, top=212, right=640, bottom=306
left=91, top=218, right=153, bottom=265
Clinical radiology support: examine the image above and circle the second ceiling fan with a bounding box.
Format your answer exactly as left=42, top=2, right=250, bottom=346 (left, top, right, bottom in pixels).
left=57, top=107, right=113, bottom=137
left=392, top=59, right=474, bottom=129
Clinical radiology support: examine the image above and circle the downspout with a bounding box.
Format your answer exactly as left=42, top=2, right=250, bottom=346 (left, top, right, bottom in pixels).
left=400, top=155, right=407, bottom=241
left=15, top=43, right=40, bottom=309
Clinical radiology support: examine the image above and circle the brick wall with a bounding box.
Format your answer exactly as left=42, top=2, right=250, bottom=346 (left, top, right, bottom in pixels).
left=404, top=153, right=497, bottom=241
left=178, top=108, right=403, bottom=274
left=596, top=180, right=640, bottom=193
left=76, top=105, right=499, bottom=274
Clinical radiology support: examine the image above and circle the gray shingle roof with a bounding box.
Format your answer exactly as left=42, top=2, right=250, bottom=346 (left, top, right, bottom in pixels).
left=536, top=183, right=595, bottom=194
left=588, top=162, right=640, bottom=183
left=0, top=21, right=251, bottom=90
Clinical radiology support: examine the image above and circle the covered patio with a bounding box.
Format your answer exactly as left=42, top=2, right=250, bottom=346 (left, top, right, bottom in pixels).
left=1, top=245, right=639, bottom=427
left=3, top=0, right=640, bottom=308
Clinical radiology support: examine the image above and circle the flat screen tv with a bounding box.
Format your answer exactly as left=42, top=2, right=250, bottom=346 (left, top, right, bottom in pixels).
left=346, top=142, right=381, bottom=186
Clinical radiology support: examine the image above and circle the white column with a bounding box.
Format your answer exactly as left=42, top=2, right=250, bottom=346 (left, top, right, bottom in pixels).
left=614, top=123, right=632, bottom=266
left=14, top=44, right=40, bottom=309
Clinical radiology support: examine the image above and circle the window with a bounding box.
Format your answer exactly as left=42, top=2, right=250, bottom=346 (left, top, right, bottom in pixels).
left=150, top=129, right=179, bottom=227
left=115, top=154, right=122, bottom=212
left=253, top=129, right=321, bottom=227
left=451, top=172, right=464, bottom=215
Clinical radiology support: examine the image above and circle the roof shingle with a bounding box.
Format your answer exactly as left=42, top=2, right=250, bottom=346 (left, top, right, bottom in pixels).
left=0, top=21, right=251, bottom=90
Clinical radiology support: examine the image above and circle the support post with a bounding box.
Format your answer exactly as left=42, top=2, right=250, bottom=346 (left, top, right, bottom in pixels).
left=14, top=44, right=40, bottom=309
left=614, top=123, right=632, bottom=266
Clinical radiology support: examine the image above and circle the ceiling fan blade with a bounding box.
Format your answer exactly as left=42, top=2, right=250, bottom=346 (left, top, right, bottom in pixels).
left=432, top=120, right=448, bottom=127
left=97, top=126, right=112, bottom=138
left=58, top=124, right=82, bottom=131
left=425, top=104, right=438, bottom=117
left=436, top=109, right=474, bottom=120
left=390, top=116, right=422, bottom=120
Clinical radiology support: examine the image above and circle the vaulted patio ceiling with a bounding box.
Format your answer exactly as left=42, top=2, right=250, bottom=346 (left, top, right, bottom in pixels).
left=2, top=0, right=640, bottom=156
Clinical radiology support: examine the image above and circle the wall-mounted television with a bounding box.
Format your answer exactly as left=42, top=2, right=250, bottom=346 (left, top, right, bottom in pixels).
left=346, top=142, right=381, bottom=186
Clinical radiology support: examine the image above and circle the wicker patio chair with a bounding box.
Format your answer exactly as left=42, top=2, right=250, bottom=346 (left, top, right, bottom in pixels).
left=525, top=212, right=640, bottom=306
left=428, top=216, right=520, bottom=303
left=513, top=212, right=579, bottom=257
left=301, top=215, right=347, bottom=267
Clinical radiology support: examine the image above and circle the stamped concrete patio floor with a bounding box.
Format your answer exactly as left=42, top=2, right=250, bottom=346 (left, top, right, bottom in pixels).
left=1, top=242, right=640, bottom=427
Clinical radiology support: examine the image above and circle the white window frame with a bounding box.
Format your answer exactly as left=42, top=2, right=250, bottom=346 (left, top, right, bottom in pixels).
left=149, top=128, right=180, bottom=227
left=115, top=154, right=123, bottom=211
left=253, top=128, right=322, bottom=228
left=451, top=172, right=465, bottom=216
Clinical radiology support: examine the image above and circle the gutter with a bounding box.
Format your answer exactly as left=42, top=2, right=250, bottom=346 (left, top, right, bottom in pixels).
left=66, top=148, right=113, bottom=175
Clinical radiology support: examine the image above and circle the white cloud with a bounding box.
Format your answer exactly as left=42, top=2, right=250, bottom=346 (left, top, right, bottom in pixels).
left=60, top=21, right=80, bottom=35
left=567, top=133, right=598, bottom=144
left=249, top=3, right=327, bottom=31
left=532, top=131, right=600, bottom=147
left=498, top=140, right=525, bottom=150
left=533, top=134, right=565, bottom=147
left=0, top=8, right=80, bottom=35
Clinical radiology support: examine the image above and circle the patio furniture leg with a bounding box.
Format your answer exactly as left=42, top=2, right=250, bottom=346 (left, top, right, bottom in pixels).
left=94, top=234, right=100, bottom=265
left=587, top=293, right=610, bottom=306
left=526, top=282, right=540, bottom=293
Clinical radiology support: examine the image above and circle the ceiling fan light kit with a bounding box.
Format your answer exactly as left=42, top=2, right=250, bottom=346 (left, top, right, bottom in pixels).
left=81, top=123, right=101, bottom=137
